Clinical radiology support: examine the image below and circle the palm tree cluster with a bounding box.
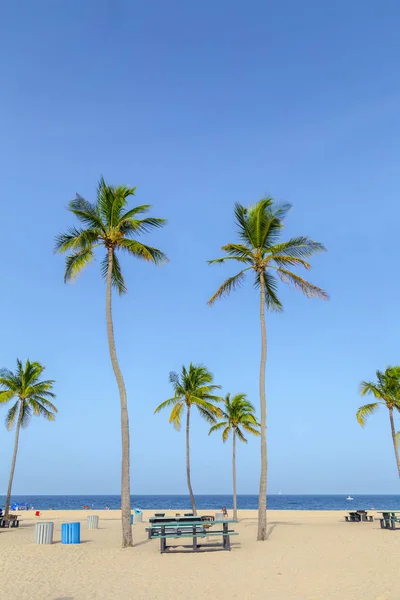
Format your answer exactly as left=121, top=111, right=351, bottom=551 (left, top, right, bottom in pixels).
left=1, top=179, right=327, bottom=546
left=155, top=363, right=260, bottom=518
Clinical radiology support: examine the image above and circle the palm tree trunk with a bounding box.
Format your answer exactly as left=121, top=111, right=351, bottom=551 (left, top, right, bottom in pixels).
left=233, top=429, right=237, bottom=521
left=106, top=248, right=133, bottom=547
left=186, top=404, right=197, bottom=515
left=257, top=273, right=268, bottom=541
left=5, top=401, right=23, bottom=518
left=389, top=407, right=400, bottom=478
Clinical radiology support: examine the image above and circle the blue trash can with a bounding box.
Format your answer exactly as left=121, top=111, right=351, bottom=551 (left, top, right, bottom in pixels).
left=61, top=522, right=80, bottom=544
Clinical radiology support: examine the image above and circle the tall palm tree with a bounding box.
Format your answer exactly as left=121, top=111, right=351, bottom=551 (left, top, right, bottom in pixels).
left=0, top=359, right=57, bottom=517
left=357, top=366, right=400, bottom=478
left=208, top=199, right=327, bottom=540
left=55, top=177, right=167, bottom=547
left=154, top=363, right=222, bottom=515
left=209, top=393, right=260, bottom=521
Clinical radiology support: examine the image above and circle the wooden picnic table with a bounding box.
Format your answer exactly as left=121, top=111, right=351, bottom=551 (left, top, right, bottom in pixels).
left=147, top=518, right=237, bottom=553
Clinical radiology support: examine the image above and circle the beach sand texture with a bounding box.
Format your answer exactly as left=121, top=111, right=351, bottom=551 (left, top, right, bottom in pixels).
left=1, top=509, right=397, bottom=600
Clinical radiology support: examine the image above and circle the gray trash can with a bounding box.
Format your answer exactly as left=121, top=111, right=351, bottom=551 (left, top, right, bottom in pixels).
left=215, top=512, right=224, bottom=520
left=133, top=512, right=142, bottom=523
left=87, top=515, right=99, bottom=529
left=34, top=522, right=54, bottom=544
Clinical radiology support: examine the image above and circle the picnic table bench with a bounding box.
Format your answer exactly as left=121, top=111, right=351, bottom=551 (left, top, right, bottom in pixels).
left=378, top=512, right=400, bottom=530
left=147, top=517, right=238, bottom=553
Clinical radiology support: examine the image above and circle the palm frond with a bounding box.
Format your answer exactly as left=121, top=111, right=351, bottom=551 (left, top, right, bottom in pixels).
left=5, top=401, right=19, bottom=431
left=270, top=236, right=326, bottom=259
left=100, top=252, right=127, bottom=295
left=0, top=390, right=16, bottom=403
left=208, top=421, right=228, bottom=435
left=360, top=381, right=384, bottom=399
left=118, top=239, right=168, bottom=265
left=30, top=399, right=56, bottom=421
left=277, top=268, right=329, bottom=300
left=54, top=227, right=100, bottom=254
left=31, top=396, right=58, bottom=414
left=69, top=194, right=105, bottom=231
left=236, top=427, right=248, bottom=443
left=222, top=426, right=231, bottom=442
left=356, top=403, right=380, bottom=427
left=169, top=402, right=184, bottom=431
left=207, top=268, right=250, bottom=306
left=254, top=271, right=283, bottom=312
left=242, top=423, right=261, bottom=436
left=270, top=255, right=312, bottom=270
left=253, top=199, right=290, bottom=248
left=64, top=248, right=94, bottom=283
left=154, top=397, right=178, bottom=414
left=219, top=244, right=254, bottom=262
left=20, top=403, right=32, bottom=428
left=234, top=202, right=258, bottom=247
left=197, top=405, right=219, bottom=424
left=119, top=217, right=167, bottom=237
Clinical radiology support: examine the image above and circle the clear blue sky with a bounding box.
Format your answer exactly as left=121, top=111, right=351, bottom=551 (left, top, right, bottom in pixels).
left=1, top=0, right=399, bottom=496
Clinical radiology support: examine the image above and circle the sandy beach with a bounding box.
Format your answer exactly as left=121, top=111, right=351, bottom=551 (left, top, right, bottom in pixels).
left=1, top=508, right=398, bottom=599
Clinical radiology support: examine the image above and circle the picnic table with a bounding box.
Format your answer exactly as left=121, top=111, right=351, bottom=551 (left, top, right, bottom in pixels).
left=0, top=514, right=20, bottom=528
left=147, top=516, right=238, bottom=553
left=378, top=511, right=400, bottom=530
left=345, top=510, right=373, bottom=522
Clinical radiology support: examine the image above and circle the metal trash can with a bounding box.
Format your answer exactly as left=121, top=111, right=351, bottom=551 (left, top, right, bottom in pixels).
left=215, top=512, right=224, bottom=520
left=61, top=522, right=80, bottom=544
left=133, top=509, right=142, bottom=523
left=34, top=522, right=54, bottom=544
left=86, top=515, right=99, bottom=529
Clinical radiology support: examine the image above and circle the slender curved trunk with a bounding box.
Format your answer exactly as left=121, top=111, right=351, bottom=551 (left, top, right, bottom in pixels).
left=186, top=404, right=197, bottom=515
left=257, top=273, right=268, bottom=541
left=389, top=407, right=400, bottom=478
left=106, top=248, right=133, bottom=547
left=5, top=400, right=23, bottom=518
left=233, top=429, right=237, bottom=521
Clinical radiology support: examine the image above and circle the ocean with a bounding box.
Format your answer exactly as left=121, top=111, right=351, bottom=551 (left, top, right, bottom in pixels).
left=2, top=494, right=400, bottom=511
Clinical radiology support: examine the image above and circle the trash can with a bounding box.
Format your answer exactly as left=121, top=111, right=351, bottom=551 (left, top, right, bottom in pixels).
left=61, top=522, right=80, bottom=544
left=86, top=515, right=99, bottom=529
left=34, top=522, right=54, bottom=544
left=133, top=508, right=143, bottom=523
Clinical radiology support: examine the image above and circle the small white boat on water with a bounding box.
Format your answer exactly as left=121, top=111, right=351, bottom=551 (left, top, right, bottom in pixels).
left=346, top=496, right=354, bottom=501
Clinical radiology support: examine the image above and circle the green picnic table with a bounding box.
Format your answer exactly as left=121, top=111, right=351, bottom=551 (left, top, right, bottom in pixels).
left=377, top=511, right=400, bottom=530
left=147, top=517, right=238, bottom=553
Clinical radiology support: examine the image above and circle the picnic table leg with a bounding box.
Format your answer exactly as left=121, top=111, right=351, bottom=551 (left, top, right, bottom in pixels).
left=160, top=525, right=166, bottom=553
left=223, top=521, right=230, bottom=551
left=192, top=526, right=198, bottom=551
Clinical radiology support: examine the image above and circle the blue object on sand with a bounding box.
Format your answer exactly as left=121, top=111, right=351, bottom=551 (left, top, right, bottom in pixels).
left=61, top=522, right=80, bottom=544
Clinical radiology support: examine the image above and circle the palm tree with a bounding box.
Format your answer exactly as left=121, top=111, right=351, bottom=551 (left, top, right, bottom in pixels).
left=0, top=359, right=57, bottom=517
left=209, top=393, right=260, bottom=521
left=357, top=366, right=400, bottom=478
left=208, top=199, right=327, bottom=540
left=154, top=363, right=222, bottom=515
left=55, top=177, right=167, bottom=547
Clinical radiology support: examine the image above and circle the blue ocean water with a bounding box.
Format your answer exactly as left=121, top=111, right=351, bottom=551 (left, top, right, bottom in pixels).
left=2, top=494, right=400, bottom=511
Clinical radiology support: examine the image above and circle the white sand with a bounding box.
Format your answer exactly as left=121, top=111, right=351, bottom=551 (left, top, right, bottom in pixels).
left=1, top=509, right=398, bottom=599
